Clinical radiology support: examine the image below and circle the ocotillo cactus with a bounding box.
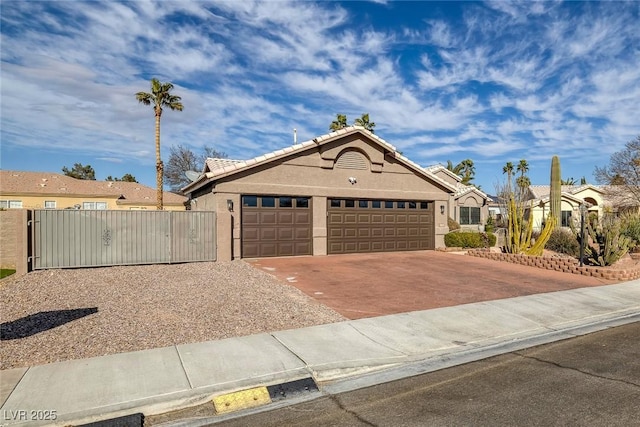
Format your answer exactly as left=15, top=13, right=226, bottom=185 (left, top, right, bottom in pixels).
left=550, top=156, right=561, bottom=227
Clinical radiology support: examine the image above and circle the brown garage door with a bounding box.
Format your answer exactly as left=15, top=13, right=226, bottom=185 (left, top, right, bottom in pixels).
left=327, top=199, right=434, bottom=254
left=242, top=195, right=312, bottom=258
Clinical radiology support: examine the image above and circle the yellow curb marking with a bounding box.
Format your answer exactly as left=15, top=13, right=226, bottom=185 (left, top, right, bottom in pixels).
left=212, top=386, right=272, bottom=414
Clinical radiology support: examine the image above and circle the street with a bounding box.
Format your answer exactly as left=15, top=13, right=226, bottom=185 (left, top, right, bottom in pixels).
left=201, top=322, right=640, bottom=426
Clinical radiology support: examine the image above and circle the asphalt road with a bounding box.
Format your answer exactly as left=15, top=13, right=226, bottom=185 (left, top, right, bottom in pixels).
left=204, top=321, right=640, bottom=427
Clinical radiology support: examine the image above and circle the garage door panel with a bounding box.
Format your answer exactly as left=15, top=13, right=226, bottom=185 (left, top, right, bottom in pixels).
left=243, top=228, right=259, bottom=241
left=278, top=212, right=294, bottom=224
left=328, top=198, right=434, bottom=254
left=294, top=227, right=311, bottom=239
left=294, top=212, right=311, bottom=224
left=278, top=228, right=293, bottom=240
left=260, top=228, right=277, bottom=240
left=344, top=214, right=357, bottom=223
left=260, top=212, right=277, bottom=224
left=243, top=212, right=259, bottom=225
left=358, top=229, right=371, bottom=238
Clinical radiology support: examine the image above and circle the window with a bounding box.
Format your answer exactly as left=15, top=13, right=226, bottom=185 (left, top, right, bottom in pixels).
left=397, top=201, right=405, bottom=209
left=261, top=197, right=275, bottom=208
left=408, top=202, right=417, bottom=209
left=330, top=199, right=341, bottom=208
left=82, top=202, right=107, bottom=210
left=345, top=199, right=355, bottom=208
left=420, top=202, right=428, bottom=209
left=295, top=198, right=309, bottom=208
left=0, top=200, right=22, bottom=209
left=460, top=207, right=481, bottom=225
left=279, top=197, right=292, bottom=208
left=44, top=201, right=56, bottom=209
left=242, top=196, right=258, bottom=207
left=359, top=200, right=368, bottom=208
left=561, top=210, right=572, bottom=227
left=372, top=200, right=381, bottom=208
left=385, top=201, right=394, bottom=209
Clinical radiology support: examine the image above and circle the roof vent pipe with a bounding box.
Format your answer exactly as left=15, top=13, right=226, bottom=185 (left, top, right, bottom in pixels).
left=293, top=128, right=297, bottom=144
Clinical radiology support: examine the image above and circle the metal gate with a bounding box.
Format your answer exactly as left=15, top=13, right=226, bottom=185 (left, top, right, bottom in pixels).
left=31, top=210, right=216, bottom=269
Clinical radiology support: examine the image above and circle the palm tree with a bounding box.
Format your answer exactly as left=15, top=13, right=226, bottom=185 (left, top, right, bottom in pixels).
left=354, top=113, right=376, bottom=133
left=329, top=114, right=348, bottom=131
left=516, top=159, right=529, bottom=178
left=561, top=177, right=577, bottom=185
left=136, top=78, right=183, bottom=210
left=503, top=161, right=514, bottom=193
left=446, top=159, right=475, bottom=185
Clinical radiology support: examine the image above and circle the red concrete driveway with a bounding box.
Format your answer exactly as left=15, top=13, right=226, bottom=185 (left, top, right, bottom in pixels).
left=247, top=251, right=615, bottom=320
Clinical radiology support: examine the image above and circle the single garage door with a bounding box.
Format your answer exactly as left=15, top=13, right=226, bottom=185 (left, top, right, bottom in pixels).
left=327, top=198, right=434, bottom=254
left=242, top=195, right=312, bottom=258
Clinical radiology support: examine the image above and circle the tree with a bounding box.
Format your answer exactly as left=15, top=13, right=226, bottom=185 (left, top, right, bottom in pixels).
left=164, top=144, right=227, bottom=192
left=561, top=177, right=576, bottom=185
left=105, top=174, right=138, bottom=183
left=446, top=159, right=476, bottom=185
left=136, top=78, right=184, bottom=210
left=62, top=163, right=96, bottom=180
left=329, top=114, right=348, bottom=131
left=594, top=136, right=640, bottom=208
left=354, top=113, right=376, bottom=133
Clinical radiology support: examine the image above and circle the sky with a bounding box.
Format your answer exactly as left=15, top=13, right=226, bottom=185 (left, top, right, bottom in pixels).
left=1, top=1, right=638, bottom=194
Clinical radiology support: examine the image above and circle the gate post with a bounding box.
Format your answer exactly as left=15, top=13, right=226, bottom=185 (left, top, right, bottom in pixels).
left=217, top=211, right=233, bottom=261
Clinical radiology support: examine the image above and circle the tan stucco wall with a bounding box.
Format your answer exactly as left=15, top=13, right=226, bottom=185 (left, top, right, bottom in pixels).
left=0, top=194, right=185, bottom=211
left=0, top=209, right=29, bottom=276
left=192, top=134, right=453, bottom=257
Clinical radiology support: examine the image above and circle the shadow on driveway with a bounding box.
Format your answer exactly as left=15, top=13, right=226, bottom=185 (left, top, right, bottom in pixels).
left=1, top=308, right=98, bottom=340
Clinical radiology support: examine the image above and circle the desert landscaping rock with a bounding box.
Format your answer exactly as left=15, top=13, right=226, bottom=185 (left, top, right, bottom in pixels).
left=0, top=261, right=346, bottom=369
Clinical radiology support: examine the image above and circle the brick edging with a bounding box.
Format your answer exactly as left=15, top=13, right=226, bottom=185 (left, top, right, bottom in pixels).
left=467, top=249, right=640, bottom=281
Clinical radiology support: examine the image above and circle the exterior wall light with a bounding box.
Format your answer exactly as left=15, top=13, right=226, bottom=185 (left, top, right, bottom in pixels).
left=227, top=199, right=234, bottom=212
left=440, top=204, right=445, bottom=215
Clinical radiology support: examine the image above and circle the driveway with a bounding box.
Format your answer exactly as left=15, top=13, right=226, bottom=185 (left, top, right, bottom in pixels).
left=248, top=251, right=615, bottom=319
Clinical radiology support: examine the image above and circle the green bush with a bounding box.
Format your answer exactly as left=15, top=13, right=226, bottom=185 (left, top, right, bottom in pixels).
left=448, top=217, right=460, bottom=231
left=445, top=232, right=496, bottom=248
left=545, top=228, right=580, bottom=257
left=485, top=216, right=494, bottom=233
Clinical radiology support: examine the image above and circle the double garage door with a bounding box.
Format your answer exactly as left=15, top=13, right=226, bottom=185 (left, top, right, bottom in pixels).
left=241, top=195, right=434, bottom=257
left=327, top=198, right=434, bottom=254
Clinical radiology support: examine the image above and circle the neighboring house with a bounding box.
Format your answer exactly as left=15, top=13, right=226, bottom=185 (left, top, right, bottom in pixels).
left=525, top=184, right=606, bottom=231
left=182, top=126, right=457, bottom=260
left=0, top=170, right=187, bottom=210
left=424, top=165, right=492, bottom=231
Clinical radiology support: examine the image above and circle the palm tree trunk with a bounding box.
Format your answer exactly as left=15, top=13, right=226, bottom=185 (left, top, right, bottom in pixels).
left=155, top=108, right=163, bottom=210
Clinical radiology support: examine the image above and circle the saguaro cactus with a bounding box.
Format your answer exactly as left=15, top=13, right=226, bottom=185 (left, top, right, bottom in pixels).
left=550, top=155, right=561, bottom=227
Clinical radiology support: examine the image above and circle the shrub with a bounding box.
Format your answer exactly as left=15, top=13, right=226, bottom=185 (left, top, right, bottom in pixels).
left=448, top=217, right=460, bottom=231
left=445, top=232, right=495, bottom=248
left=545, top=228, right=580, bottom=257
left=485, top=216, right=494, bottom=233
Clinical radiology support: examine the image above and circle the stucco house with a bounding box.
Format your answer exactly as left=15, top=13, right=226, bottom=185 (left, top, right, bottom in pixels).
left=0, top=170, right=187, bottom=210
left=424, top=165, right=492, bottom=231
left=182, top=127, right=458, bottom=261
left=525, top=184, right=605, bottom=231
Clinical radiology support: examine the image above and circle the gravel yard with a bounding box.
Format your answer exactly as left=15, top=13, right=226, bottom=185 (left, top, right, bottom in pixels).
left=0, top=261, right=346, bottom=370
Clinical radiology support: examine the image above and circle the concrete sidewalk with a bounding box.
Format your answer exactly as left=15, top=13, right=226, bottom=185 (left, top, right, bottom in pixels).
left=2, top=281, right=639, bottom=427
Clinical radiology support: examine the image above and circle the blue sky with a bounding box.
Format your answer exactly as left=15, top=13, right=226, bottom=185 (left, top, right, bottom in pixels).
left=1, top=1, right=638, bottom=193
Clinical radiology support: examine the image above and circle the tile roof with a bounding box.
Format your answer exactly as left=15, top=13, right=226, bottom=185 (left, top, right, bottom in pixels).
left=528, top=184, right=604, bottom=200
left=423, top=164, right=491, bottom=200
left=0, top=170, right=186, bottom=205
left=186, top=126, right=457, bottom=193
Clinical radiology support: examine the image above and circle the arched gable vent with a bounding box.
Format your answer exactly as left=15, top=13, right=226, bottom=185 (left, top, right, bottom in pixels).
left=335, top=150, right=369, bottom=170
